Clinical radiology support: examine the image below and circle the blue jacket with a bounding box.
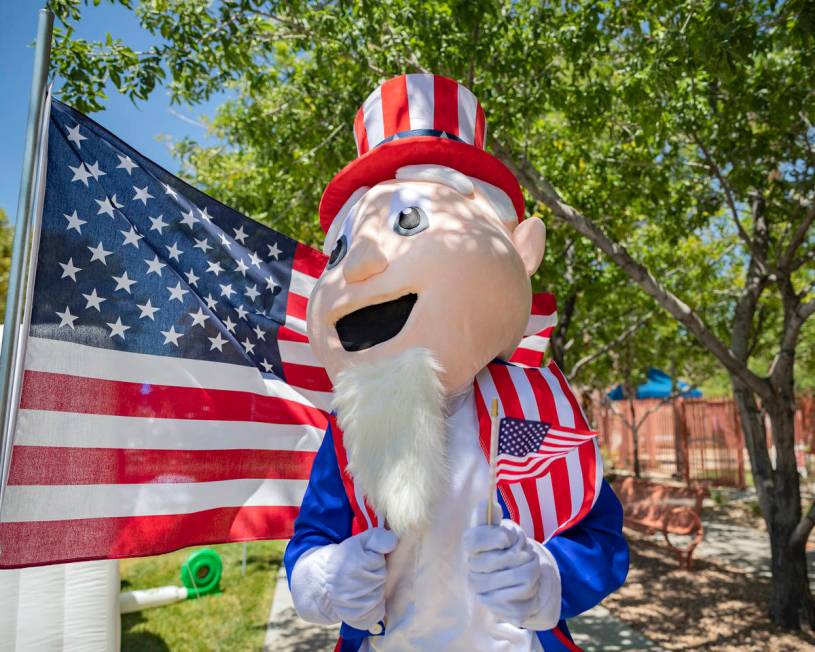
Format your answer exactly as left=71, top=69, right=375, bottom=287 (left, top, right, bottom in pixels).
left=285, top=423, right=629, bottom=651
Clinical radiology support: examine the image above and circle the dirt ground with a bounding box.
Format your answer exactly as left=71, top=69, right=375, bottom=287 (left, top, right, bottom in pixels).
left=604, top=529, right=815, bottom=651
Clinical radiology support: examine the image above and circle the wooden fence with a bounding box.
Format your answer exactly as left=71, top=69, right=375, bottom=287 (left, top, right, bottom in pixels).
left=593, top=396, right=815, bottom=488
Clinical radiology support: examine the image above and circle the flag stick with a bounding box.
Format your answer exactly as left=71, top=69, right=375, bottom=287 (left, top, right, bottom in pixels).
left=486, top=399, right=499, bottom=524
left=0, top=8, right=54, bottom=517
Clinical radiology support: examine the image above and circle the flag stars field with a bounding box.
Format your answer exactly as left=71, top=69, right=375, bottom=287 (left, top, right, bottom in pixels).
left=64, top=210, right=86, bottom=233
left=69, top=162, right=93, bottom=186
left=106, top=317, right=130, bottom=340
left=82, top=288, right=105, bottom=311
left=116, top=154, right=138, bottom=174
left=133, top=185, right=154, bottom=205
left=59, top=257, right=81, bottom=281
left=65, top=123, right=86, bottom=148
left=31, top=100, right=321, bottom=384
left=3, top=98, right=338, bottom=568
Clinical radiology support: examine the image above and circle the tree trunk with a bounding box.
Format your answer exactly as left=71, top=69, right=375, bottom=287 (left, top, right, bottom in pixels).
left=627, top=390, right=641, bottom=479
left=733, top=379, right=815, bottom=629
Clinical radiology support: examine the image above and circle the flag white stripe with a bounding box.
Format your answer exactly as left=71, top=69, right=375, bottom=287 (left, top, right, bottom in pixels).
left=2, top=479, right=309, bottom=522
left=279, top=340, right=323, bottom=367
left=362, top=87, right=384, bottom=148
left=476, top=368, right=502, bottom=418
left=284, top=314, right=308, bottom=336
left=565, top=449, right=584, bottom=520
left=290, top=270, right=317, bottom=297
left=541, top=367, right=575, bottom=428
left=497, top=454, right=561, bottom=477
left=457, top=85, right=478, bottom=144
left=24, top=336, right=321, bottom=408
left=525, top=312, right=558, bottom=335
left=516, top=335, right=551, bottom=352
left=406, top=73, right=435, bottom=131
left=14, top=410, right=324, bottom=452
left=507, top=366, right=540, bottom=421
left=536, top=473, right=558, bottom=541
left=509, top=483, right=534, bottom=537
left=592, top=439, right=604, bottom=508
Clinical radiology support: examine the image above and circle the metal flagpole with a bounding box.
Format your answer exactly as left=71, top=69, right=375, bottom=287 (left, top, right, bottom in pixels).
left=0, top=8, right=54, bottom=515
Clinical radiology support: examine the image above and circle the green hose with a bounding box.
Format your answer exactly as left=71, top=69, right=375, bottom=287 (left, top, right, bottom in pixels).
left=180, top=548, right=223, bottom=598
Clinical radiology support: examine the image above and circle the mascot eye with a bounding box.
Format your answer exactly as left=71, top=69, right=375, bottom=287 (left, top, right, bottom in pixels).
left=395, top=206, right=428, bottom=236
left=327, top=235, right=347, bottom=269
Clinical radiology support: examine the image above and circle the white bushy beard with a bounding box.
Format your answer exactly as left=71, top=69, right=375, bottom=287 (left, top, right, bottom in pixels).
left=332, top=347, right=448, bottom=537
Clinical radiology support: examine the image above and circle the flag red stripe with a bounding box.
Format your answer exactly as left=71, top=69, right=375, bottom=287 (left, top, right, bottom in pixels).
left=509, top=347, right=544, bottom=368
left=330, top=415, right=368, bottom=536
left=552, top=625, right=584, bottom=652
left=286, top=292, right=308, bottom=320
left=380, top=75, right=411, bottom=137
left=525, top=366, right=559, bottom=425
left=278, top=325, right=310, bottom=343
left=0, top=505, right=298, bottom=569
left=490, top=365, right=524, bottom=417
left=20, top=370, right=327, bottom=428
left=522, top=480, right=545, bottom=541
left=433, top=76, right=459, bottom=136
left=547, top=361, right=590, bottom=430
left=293, top=243, right=327, bottom=277
left=549, top=458, right=573, bottom=527
left=353, top=107, right=369, bottom=154
left=282, top=362, right=333, bottom=392
left=474, top=103, right=486, bottom=148
left=7, top=446, right=316, bottom=486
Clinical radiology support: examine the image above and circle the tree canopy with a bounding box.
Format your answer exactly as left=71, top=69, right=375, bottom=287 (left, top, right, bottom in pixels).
left=44, top=1, right=815, bottom=624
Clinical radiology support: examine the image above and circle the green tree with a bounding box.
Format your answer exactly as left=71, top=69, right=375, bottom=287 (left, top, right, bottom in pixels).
left=48, top=0, right=814, bottom=628
left=0, top=209, right=14, bottom=319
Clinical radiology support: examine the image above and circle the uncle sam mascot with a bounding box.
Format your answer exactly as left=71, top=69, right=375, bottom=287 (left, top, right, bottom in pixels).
left=284, top=74, right=629, bottom=652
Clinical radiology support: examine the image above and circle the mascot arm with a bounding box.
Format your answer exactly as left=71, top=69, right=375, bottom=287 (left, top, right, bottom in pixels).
left=283, top=425, right=355, bottom=624
left=544, top=480, right=629, bottom=620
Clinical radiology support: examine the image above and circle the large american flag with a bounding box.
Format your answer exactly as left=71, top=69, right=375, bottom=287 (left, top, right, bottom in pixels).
left=0, top=99, right=330, bottom=568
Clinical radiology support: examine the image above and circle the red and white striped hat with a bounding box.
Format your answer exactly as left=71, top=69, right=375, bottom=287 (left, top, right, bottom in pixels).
left=319, top=73, right=525, bottom=233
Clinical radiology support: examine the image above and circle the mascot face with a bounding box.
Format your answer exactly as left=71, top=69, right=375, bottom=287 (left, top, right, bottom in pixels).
left=308, top=166, right=546, bottom=395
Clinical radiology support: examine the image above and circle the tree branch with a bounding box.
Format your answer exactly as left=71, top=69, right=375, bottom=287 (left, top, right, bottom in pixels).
left=790, top=501, right=815, bottom=551
left=493, top=140, right=772, bottom=400
left=780, top=204, right=815, bottom=272
left=569, top=311, right=654, bottom=379
left=691, top=131, right=764, bottom=267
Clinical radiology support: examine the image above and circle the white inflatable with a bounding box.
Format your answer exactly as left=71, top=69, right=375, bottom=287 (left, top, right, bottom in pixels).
left=0, top=560, right=120, bottom=652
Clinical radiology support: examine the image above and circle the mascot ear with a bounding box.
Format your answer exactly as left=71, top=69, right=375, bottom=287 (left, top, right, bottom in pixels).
left=511, top=218, right=546, bottom=277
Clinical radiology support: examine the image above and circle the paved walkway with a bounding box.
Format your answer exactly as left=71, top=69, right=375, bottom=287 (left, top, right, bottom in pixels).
left=264, top=567, right=662, bottom=651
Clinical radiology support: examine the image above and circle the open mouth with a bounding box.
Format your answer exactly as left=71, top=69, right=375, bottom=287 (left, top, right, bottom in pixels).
left=336, top=293, right=418, bottom=352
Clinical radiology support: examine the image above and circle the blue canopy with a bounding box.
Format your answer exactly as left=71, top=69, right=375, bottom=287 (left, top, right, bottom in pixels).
left=607, top=368, right=702, bottom=400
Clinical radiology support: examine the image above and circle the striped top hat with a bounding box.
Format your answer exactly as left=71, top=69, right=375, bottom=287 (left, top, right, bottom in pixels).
left=319, top=73, right=525, bottom=233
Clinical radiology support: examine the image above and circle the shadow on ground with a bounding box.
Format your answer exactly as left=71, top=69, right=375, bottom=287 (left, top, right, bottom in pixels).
left=121, top=612, right=170, bottom=652
left=603, top=531, right=815, bottom=651
left=264, top=606, right=339, bottom=652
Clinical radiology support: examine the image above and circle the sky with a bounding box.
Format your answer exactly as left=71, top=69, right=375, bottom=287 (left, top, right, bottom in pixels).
left=0, top=3, right=226, bottom=223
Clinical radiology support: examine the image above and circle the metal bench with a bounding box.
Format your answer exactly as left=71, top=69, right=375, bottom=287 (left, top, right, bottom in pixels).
left=612, top=476, right=708, bottom=570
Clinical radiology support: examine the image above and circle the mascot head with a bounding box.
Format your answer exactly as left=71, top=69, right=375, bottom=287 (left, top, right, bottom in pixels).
left=306, top=74, right=546, bottom=534
left=309, top=74, right=546, bottom=396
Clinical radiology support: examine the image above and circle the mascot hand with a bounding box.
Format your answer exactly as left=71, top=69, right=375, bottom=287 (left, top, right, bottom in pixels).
left=324, top=527, right=398, bottom=630
left=462, top=500, right=561, bottom=629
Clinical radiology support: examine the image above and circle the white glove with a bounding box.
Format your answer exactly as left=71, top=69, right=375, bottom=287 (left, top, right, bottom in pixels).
left=462, top=501, right=561, bottom=630
left=290, top=528, right=397, bottom=630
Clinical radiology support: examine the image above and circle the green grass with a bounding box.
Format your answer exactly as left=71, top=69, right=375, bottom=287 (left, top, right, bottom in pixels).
left=120, top=541, right=285, bottom=652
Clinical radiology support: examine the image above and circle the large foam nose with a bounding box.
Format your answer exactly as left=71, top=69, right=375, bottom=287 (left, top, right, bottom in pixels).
left=343, top=235, right=389, bottom=283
